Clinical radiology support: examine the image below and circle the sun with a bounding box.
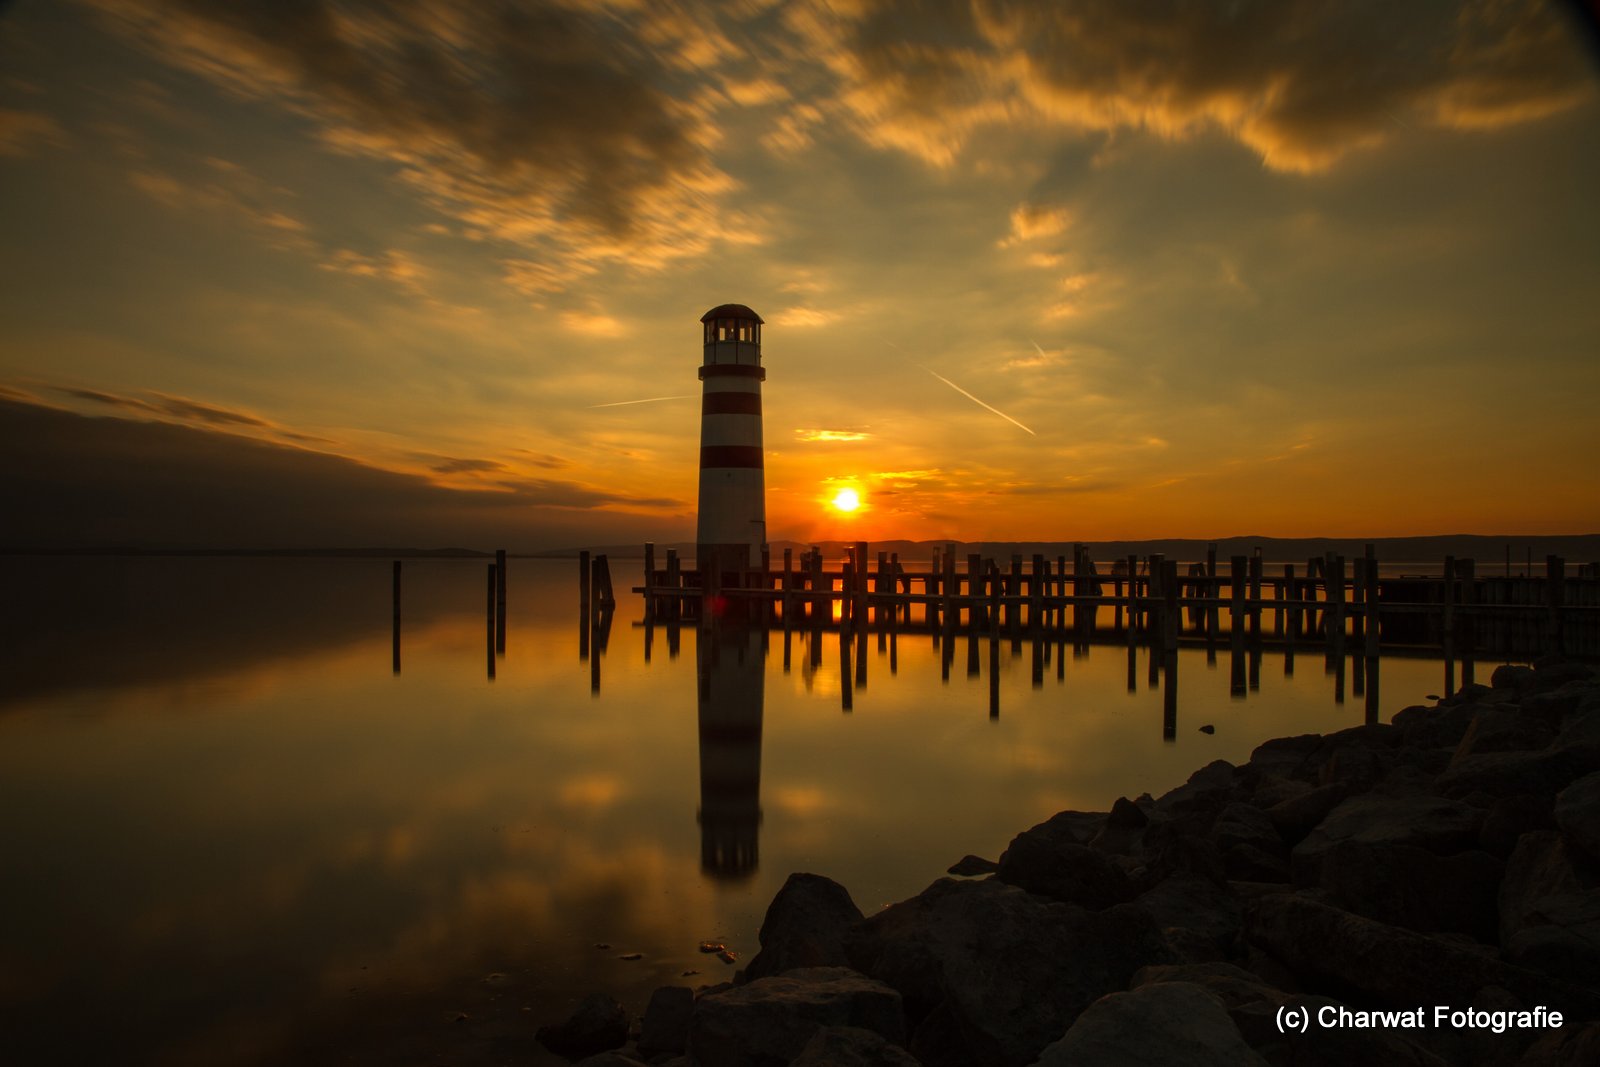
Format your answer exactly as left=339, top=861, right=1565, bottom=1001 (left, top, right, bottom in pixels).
left=830, top=487, right=861, bottom=513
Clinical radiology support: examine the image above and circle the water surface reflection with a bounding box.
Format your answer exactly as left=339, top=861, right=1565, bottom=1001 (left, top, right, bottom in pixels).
left=0, top=555, right=1468, bottom=1065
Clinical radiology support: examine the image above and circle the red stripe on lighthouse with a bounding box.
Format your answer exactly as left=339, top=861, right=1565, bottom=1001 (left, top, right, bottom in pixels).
left=700, top=445, right=764, bottom=469
left=702, top=392, right=762, bottom=415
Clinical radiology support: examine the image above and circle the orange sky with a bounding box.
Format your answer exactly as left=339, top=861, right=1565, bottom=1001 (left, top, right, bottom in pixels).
left=2, top=0, right=1598, bottom=548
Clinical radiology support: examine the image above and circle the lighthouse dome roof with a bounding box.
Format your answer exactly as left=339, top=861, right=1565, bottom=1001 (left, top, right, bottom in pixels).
left=701, top=303, right=763, bottom=324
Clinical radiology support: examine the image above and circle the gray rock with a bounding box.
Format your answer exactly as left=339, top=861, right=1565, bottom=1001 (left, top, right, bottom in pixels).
left=1490, top=664, right=1535, bottom=693
left=1479, top=794, right=1557, bottom=857
left=1136, top=875, right=1243, bottom=961
left=995, top=832, right=1132, bottom=908
left=1505, top=891, right=1600, bottom=984
left=845, top=878, right=1175, bottom=1067
left=572, top=1054, right=650, bottom=1067
left=1029, top=982, right=1268, bottom=1067
left=1210, top=802, right=1282, bottom=853
left=538, top=992, right=629, bottom=1059
left=1244, top=734, right=1323, bottom=779
left=1554, top=771, right=1600, bottom=864
left=1263, top=783, right=1349, bottom=845
left=1154, top=760, right=1242, bottom=814
left=1291, top=794, right=1483, bottom=885
left=1246, top=893, right=1600, bottom=1019
left=1128, top=964, right=1447, bottom=1067
left=1519, top=1021, right=1600, bottom=1066
left=1435, top=746, right=1599, bottom=800
left=742, top=873, right=864, bottom=983
left=1223, top=843, right=1290, bottom=883
left=688, top=967, right=905, bottom=1067
left=789, top=1025, right=922, bottom=1066
left=945, top=854, right=998, bottom=877
left=638, top=985, right=694, bottom=1058
left=1450, top=707, right=1556, bottom=762
left=1499, top=831, right=1585, bottom=948
left=1318, top=840, right=1502, bottom=939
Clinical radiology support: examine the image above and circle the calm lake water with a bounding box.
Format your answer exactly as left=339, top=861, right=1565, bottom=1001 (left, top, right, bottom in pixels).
left=0, top=555, right=1481, bottom=1065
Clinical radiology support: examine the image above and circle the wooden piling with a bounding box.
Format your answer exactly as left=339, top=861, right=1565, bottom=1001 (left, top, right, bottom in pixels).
left=392, top=559, right=401, bottom=675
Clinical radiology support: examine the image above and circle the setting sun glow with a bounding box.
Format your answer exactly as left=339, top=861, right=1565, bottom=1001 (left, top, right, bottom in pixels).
left=831, top=487, right=861, bottom=513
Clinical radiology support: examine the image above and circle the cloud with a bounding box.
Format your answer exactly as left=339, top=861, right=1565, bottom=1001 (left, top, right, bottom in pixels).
left=771, top=306, right=838, bottom=327
left=319, top=249, right=428, bottom=294
left=795, top=429, right=872, bottom=442
left=999, top=203, right=1071, bottom=246
left=128, top=165, right=312, bottom=251
left=813, top=0, right=1594, bottom=173
left=56, top=385, right=275, bottom=429
left=559, top=310, right=629, bottom=337
left=423, top=456, right=507, bottom=475
left=81, top=0, right=757, bottom=281
left=0, top=107, right=66, bottom=156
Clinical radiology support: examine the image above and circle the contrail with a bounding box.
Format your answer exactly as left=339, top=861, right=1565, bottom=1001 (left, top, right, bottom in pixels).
left=1030, top=338, right=1049, bottom=361
left=918, top=364, right=1036, bottom=435
left=587, top=395, right=693, bottom=408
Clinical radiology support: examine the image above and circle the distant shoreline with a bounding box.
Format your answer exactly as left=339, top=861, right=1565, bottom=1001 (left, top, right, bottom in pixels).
left=4, top=533, right=1598, bottom=564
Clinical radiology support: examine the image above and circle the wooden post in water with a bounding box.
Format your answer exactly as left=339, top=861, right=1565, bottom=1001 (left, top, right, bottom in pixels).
left=781, top=547, right=793, bottom=624
left=1030, top=553, right=1045, bottom=631
left=1547, top=555, right=1566, bottom=655
left=486, top=563, right=497, bottom=681
left=1249, top=547, right=1263, bottom=641
left=495, top=549, right=508, bottom=655
left=1147, top=556, right=1163, bottom=688
left=392, top=559, right=402, bottom=675
left=666, top=549, right=681, bottom=623
left=1206, top=544, right=1219, bottom=642
left=1442, top=555, right=1457, bottom=694
left=579, top=550, right=591, bottom=619
left=1230, top=556, right=1247, bottom=696
left=644, top=542, right=656, bottom=620
left=1162, top=559, right=1180, bottom=740
left=1364, top=547, right=1380, bottom=660
left=1459, top=557, right=1476, bottom=688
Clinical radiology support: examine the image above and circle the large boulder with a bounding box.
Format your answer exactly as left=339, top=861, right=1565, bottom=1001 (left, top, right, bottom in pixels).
left=845, top=878, right=1175, bottom=1067
left=537, top=992, right=629, bottom=1059
left=1135, top=875, right=1243, bottom=962
left=741, top=873, right=864, bottom=982
left=1436, top=746, right=1599, bottom=801
left=687, top=967, right=906, bottom=1067
left=638, top=985, right=694, bottom=1059
left=1262, top=783, right=1349, bottom=845
left=1555, top=771, right=1600, bottom=865
left=1317, top=840, right=1502, bottom=939
left=1246, top=893, right=1600, bottom=1019
left=1128, top=963, right=1447, bottom=1067
left=1029, top=981, right=1268, bottom=1067
left=789, top=1025, right=923, bottom=1067
left=1291, top=794, right=1483, bottom=885
left=995, top=832, right=1132, bottom=909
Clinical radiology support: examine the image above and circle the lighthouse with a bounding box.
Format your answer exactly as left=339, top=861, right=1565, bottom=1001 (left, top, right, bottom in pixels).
left=697, top=303, right=766, bottom=586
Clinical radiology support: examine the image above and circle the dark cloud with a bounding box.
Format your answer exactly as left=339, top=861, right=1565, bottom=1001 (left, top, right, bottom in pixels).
left=826, top=0, right=1593, bottom=171
left=59, top=386, right=164, bottom=414
left=81, top=0, right=741, bottom=274
left=149, top=392, right=270, bottom=427
left=424, top=455, right=507, bottom=475
left=0, top=398, right=679, bottom=550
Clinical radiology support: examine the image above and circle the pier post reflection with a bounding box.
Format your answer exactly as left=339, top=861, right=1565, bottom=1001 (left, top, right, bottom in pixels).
left=697, top=624, right=765, bottom=880
left=392, top=559, right=401, bottom=675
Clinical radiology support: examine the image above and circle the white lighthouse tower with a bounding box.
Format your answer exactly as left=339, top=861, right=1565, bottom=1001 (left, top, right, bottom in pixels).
left=696, top=303, right=766, bottom=586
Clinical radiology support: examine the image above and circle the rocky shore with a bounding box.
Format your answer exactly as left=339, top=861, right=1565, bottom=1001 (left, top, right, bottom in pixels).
left=539, top=657, right=1600, bottom=1066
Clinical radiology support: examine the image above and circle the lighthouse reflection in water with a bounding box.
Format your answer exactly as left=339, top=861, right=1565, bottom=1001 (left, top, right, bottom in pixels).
left=697, top=624, right=765, bottom=878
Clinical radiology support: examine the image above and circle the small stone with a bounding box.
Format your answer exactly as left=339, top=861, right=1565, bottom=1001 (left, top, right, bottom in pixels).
left=453, top=1012, right=469, bottom=1023
left=1200, top=724, right=1216, bottom=734
left=594, top=943, right=611, bottom=950
left=618, top=952, right=643, bottom=961
left=681, top=969, right=700, bottom=977
left=699, top=940, right=725, bottom=953
left=718, top=949, right=738, bottom=964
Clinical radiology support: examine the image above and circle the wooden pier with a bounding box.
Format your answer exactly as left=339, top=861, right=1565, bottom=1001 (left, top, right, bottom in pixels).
left=627, top=541, right=1600, bottom=661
